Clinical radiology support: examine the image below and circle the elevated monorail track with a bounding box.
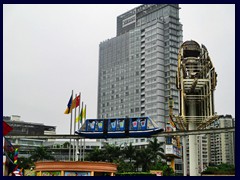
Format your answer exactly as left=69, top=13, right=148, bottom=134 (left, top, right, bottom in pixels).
left=6, top=127, right=234, bottom=139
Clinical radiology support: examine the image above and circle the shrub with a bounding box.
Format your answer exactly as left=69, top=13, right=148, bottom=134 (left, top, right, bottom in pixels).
left=115, top=172, right=156, bottom=176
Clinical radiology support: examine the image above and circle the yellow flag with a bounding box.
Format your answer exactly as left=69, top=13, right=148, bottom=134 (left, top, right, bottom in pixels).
left=83, top=105, right=86, bottom=120
left=76, top=107, right=82, bottom=123
left=75, top=115, right=80, bottom=123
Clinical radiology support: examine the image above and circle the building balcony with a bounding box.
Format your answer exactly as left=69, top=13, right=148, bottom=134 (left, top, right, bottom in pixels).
left=141, top=72, right=145, bottom=77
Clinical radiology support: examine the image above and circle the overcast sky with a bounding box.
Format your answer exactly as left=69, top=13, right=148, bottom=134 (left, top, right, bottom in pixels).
left=3, top=4, right=235, bottom=134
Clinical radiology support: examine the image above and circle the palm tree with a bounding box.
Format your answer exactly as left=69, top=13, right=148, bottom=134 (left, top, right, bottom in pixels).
left=123, top=143, right=136, bottom=163
left=29, top=146, right=55, bottom=162
left=133, top=148, right=142, bottom=171
left=148, top=137, right=165, bottom=165
left=85, top=147, right=105, bottom=161
left=103, top=144, right=121, bottom=163
left=133, top=147, right=153, bottom=172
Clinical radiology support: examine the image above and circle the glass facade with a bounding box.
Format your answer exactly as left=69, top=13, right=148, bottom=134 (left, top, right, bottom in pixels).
left=98, top=4, right=182, bottom=129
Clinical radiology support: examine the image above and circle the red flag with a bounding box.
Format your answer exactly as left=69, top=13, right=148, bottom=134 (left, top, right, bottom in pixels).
left=3, top=121, right=13, bottom=136
left=70, top=95, right=80, bottom=110
left=76, top=95, right=80, bottom=108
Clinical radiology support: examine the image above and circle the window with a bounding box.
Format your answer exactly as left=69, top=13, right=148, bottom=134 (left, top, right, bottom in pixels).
left=87, top=120, right=96, bottom=131
left=109, top=119, right=117, bottom=131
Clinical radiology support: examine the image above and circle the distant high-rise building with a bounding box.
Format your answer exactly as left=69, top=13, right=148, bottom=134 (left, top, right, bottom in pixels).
left=209, top=115, right=235, bottom=166
left=98, top=4, right=182, bottom=128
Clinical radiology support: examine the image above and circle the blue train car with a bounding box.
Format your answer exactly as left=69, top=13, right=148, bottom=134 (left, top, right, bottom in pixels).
left=75, top=117, right=164, bottom=139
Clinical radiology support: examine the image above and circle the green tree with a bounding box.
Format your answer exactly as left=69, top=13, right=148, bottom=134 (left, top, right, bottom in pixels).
left=29, top=146, right=55, bottom=162
left=133, top=148, right=153, bottom=172
left=116, top=159, right=135, bottom=173
left=202, top=163, right=235, bottom=175
left=122, top=143, right=136, bottom=163
left=85, top=147, right=105, bottom=161
left=148, top=137, right=165, bottom=165
left=63, top=141, right=70, bottom=148
left=132, top=148, right=142, bottom=171
left=17, top=156, right=34, bottom=169
left=150, top=161, right=165, bottom=170
left=103, top=144, right=121, bottom=162
left=162, top=164, right=174, bottom=176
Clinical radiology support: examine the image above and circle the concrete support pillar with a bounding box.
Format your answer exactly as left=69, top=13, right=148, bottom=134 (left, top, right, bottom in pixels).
left=188, top=101, right=199, bottom=176
left=182, top=136, right=187, bottom=176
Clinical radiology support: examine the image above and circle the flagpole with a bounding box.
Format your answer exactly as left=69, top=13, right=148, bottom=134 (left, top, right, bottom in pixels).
left=78, top=93, right=81, bottom=130
left=83, top=104, right=86, bottom=161
left=80, top=101, right=83, bottom=161
left=76, top=92, right=81, bottom=161
left=73, top=94, right=77, bottom=161
left=69, top=90, right=73, bottom=161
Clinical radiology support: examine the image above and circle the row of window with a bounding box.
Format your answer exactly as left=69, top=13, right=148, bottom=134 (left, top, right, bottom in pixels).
left=145, top=45, right=164, bottom=54
left=101, top=107, right=141, bottom=114
left=145, top=57, right=165, bottom=66
left=145, top=33, right=164, bottom=43
left=145, top=22, right=164, bottom=32
left=100, top=113, right=141, bottom=119
left=136, top=6, right=178, bottom=27
left=145, top=39, right=165, bottom=49
left=145, top=27, right=164, bottom=37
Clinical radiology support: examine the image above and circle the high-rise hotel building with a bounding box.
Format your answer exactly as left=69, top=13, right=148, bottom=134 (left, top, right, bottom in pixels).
left=98, top=4, right=182, bottom=129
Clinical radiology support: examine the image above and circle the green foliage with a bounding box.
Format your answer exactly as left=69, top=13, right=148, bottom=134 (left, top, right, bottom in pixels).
left=17, top=157, right=34, bottom=169
left=86, top=139, right=167, bottom=174
left=137, top=148, right=153, bottom=172
left=103, top=144, right=121, bottom=162
left=122, top=143, right=135, bottom=163
left=150, top=161, right=165, bottom=170
left=85, top=144, right=121, bottom=162
left=63, top=141, right=70, bottom=148
left=116, top=160, right=135, bottom=173
left=217, top=163, right=235, bottom=171
left=202, top=163, right=235, bottom=175
left=162, top=164, right=175, bottom=176
left=85, top=147, right=105, bottom=161
left=116, top=172, right=156, bottom=176
left=16, top=146, right=55, bottom=170
left=29, top=146, right=55, bottom=162
left=149, top=162, right=174, bottom=176
left=148, top=137, right=165, bottom=162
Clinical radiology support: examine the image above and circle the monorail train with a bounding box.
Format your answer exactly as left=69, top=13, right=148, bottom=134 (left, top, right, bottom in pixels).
left=75, top=117, right=164, bottom=139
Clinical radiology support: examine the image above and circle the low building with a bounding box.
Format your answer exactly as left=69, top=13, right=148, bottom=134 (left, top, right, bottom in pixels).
left=3, top=115, right=56, bottom=158
left=43, top=140, right=103, bottom=161
left=35, top=161, right=117, bottom=176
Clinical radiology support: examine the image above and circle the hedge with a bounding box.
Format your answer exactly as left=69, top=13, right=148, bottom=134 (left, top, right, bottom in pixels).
left=115, top=172, right=156, bottom=176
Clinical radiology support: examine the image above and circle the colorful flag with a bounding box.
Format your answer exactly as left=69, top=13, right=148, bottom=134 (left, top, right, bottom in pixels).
left=3, top=121, right=13, bottom=136
left=64, top=95, right=73, bottom=114
left=82, top=105, right=86, bottom=120
left=14, top=148, right=18, bottom=164
left=76, top=106, right=83, bottom=123
left=70, top=95, right=80, bottom=112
